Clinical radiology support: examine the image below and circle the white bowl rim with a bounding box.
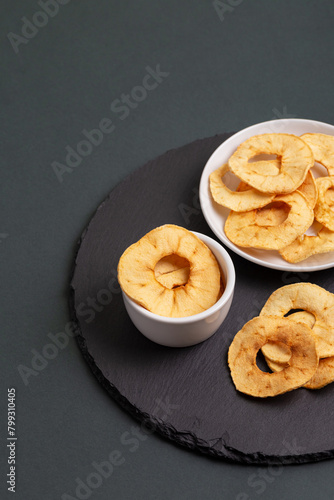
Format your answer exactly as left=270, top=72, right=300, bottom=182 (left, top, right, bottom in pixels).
left=122, top=231, right=235, bottom=324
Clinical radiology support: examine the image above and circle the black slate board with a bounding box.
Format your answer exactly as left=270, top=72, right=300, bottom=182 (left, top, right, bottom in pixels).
left=70, top=133, right=334, bottom=464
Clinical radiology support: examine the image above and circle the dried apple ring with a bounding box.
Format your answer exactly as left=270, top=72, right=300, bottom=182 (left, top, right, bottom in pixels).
left=262, top=341, right=291, bottom=364
left=297, top=170, right=318, bottom=209
left=228, top=134, right=313, bottom=194
left=262, top=311, right=315, bottom=364
left=279, top=224, right=334, bottom=263
left=266, top=357, right=290, bottom=373
left=314, top=176, right=334, bottom=230
left=224, top=191, right=313, bottom=250
left=287, top=310, right=316, bottom=329
left=303, top=357, right=334, bottom=389
left=235, top=171, right=315, bottom=223
left=301, top=133, right=334, bottom=175
left=265, top=354, right=334, bottom=391
left=260, top=283, right=334, bottom=358
left=248, top=201, right=290, bottom=227
left=117, top=224, right=221, bottom=318
left=209, top=163, right=275, bottom=211
left=154, top=254, right=190, bottom=289
left=228, top=316, right=318, bottom=397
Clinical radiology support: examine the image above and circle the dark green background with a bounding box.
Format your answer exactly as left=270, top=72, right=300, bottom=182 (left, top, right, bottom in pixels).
left=1, top=1, right=334, bottom=498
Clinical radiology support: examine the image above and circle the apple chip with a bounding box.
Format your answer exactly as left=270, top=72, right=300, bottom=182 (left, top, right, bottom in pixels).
left=297, top=170, right=318, bottom=209
left=314, top=176, right=334, bottom=231
left=261, top=341, right=291, bottom=364
left=279, top=224, right=334, bottom=263
left=154, top=254, right=190, bottom=289
left=260, top=283, right=334, bottom=358
left=228, top=316, right=318, bottom=397
left=244, top=171, right=316, bottom=229
left=228, top=134, right=313, bottom=194
left=287, top=310, right=316, bottom=329
left=265, top=354, right=334, bottom=391
left=303, top=357, right=334, bottom=389
left=266, top=357, right=290, bottom=373
left=209, top=163, right=275, bottom=211
left=301, top=133, right=334, bottom=175
left=118, top=224, right=221, bottom=318
left=224, top=191, right=313, bottom=250
left=262, top=311, right=315, bottom=364
left=249, top=201, right=290, bottom=227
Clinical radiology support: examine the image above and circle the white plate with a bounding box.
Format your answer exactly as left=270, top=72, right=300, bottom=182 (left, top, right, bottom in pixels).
left=199, top=118, right=334, bottom=272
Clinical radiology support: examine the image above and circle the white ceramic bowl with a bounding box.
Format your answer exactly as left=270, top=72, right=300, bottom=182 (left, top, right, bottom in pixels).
left=199, top=118, right=334, bottom=272
left=121, top=231, right=235, bottom=347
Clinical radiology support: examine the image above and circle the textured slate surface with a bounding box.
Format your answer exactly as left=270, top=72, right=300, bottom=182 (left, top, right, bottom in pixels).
left=70, top=133, right=334, bottom=465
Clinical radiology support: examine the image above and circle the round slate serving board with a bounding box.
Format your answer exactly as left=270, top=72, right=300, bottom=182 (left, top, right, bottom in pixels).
left=70, top=133, right=334, bottom=464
